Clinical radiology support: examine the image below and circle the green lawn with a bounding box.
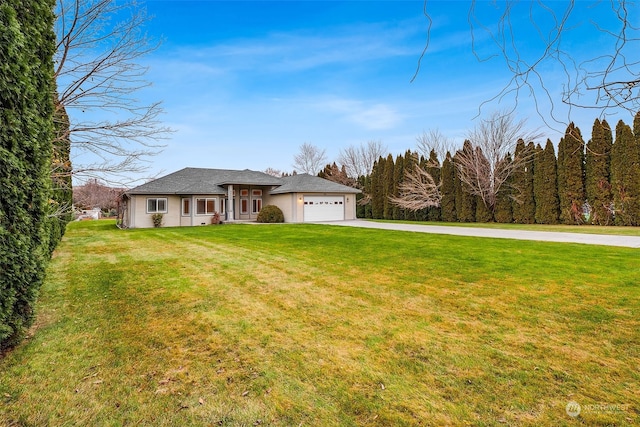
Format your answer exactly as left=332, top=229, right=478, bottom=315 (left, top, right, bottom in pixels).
left=1, top=220, right=638, bottom=426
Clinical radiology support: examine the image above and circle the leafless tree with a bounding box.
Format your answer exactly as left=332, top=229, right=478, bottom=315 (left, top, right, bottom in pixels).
left=455, top=111, right=540, bottom=211
left=415, top=129, right=455, bottom=162
left=292, top=142, right=327, bottom=175
left=389, top=155, right=441, bottom=211
left=73, top=178, right=124, bottom=211
left=414, top=1, right=640, bottom=126
left=337, top=140, right=387, bottom=178
left=263, top=167, right=284, bottom=177
left=55, top=0, right=171, bottom=184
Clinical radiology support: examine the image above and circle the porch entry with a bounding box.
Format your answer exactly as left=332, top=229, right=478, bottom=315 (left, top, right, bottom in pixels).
left=237, top=187, right=263, bottom=221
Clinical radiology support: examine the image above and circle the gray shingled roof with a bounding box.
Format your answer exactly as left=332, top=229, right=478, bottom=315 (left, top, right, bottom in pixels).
left=270, top=173, right=361, bottom=194
left=126, top=168, right=360, bottom=195
left=127, top=168, right=283, bottom=195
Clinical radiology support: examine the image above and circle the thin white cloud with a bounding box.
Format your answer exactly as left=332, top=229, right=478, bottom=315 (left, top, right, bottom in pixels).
left=314, top=97, right=403, bottom=131
left=161, top=19, right=424, bottom=74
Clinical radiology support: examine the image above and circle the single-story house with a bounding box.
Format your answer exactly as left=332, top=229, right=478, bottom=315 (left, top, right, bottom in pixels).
left=120, top=167, right=361, bottom=228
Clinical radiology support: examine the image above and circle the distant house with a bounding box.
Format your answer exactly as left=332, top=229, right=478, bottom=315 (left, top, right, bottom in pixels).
left=120, top=168, right=360, bottom=228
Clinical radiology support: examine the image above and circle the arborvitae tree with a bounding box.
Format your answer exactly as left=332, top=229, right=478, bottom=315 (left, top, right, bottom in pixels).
left=454, top=144, right=476, bottom=222
left=494, top=152, right=513, bottom=223
left=631, top=112, right=640, bottom=224
left=383, top=154, right=395, bottom=219
left=533, top=143, right=545, bottom=221
left=475, top=195, right=493, bottom=222
left=402, top=150, right=417, bottom=220
left=1, top=0, right=56, bottom=349
left=412, top=155, right=428, bottom=221
left=556, top=136, right=566, bottom=221
left=369, top=156, right=384, bottom=219
left=392, top=153, right=404, bottom=220
left=611, top=120, right=640, bottom=225
left=370, top=157, right=384, bottom=219
left=558, top=123, right=586, bottom=224
left=356, top=175, right=367, bottom=218
left=534, top=139, right=560, bottom=224
left=512, top=140, right=535, bottom=223
left=425, top=149, right=441, bottom=221
left=585, top=119, right=613, bottom=225
left=48, top=100, right=73, bottom=254
left=440, top=152, right=457, bottom=222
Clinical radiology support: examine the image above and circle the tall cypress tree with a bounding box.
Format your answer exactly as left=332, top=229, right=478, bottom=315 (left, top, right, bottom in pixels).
left=1, top=0, right=56, bottom=348
left=611, top=121, right=639, bottom=225
left=454, top=144, right=476, bottom=222
left=414, top=154, right=429, bottom=221
left=426, top=149, right=441, bottom=221
left=370, top=157, right=384, bottom=219
left=558, top=123, right=585, bottom=224
left=383, top=154, right=395, bottom=219
left=630, top=112, right=640, bottom=224
left=392, top=153, right=404, bottom=220
left=534, top=139, right=559, bottom=224
left=512, top=140, right=535, bottom=223
left=556, top=136, right=566, bottom=222
left=475, top=195, right=493, bottom=222
left=494, top=153, right=513, bottom=223
left=585, top=119, right=613, bottom=225
left=356, top=175, right=367, bottom=218
left=402, top=150, right=417, bottom=220
left=440, top=152, right=457, bottom=222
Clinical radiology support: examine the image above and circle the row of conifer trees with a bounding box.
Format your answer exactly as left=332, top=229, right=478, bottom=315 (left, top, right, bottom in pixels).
left=357, top=112, right=640, bottom=226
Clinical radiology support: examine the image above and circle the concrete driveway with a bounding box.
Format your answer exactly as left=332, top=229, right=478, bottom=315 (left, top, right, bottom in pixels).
left=318, top=220, right=640, bottom=248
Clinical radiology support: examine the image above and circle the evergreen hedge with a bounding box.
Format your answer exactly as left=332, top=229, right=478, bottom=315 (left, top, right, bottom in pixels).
left=0, top=0, right=56, bottom=349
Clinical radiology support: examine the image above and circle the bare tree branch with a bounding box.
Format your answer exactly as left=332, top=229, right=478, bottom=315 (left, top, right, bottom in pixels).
left=415, top=1, right=640, bottom=126
left=389, top=159, right=441, bottom=211
left=293, top=142, right=327, bottom=175
left=455, top=111, right=539, bottom=210
left=415, top=129, right=455, bottom=162
left=338, top=140, right=387, bottom=178
left=55, top=0, right=171, bottom=184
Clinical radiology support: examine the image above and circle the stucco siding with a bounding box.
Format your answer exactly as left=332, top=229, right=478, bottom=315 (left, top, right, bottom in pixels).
left=266, top=193, right=296, bottom=222
left=130, top=195, right=181, bottom=228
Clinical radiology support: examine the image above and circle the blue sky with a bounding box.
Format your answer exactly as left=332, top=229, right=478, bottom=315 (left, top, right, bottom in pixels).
left=104, top=0, right=635, bottom=181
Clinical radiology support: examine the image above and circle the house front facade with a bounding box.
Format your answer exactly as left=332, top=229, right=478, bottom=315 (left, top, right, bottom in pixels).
left=120, top=168, right=360, bottom=228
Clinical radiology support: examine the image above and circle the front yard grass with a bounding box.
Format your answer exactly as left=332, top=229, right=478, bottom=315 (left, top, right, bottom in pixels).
left=1, top=220, right=638, bottom=426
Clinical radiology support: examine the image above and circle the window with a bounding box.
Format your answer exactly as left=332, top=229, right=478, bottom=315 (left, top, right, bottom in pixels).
left=196, top=198, right=217, bottom=215
left=182, top=198, right=190, bottom=216
left=219, top=198, right=226, bottom=214
left=240, top=189, right=249, bottom=197
left=252, top=189, right=262, bottom=197
left=241, top=198, right=249, bottom=214
left=252, top=198, right=262, bottom=214
left=147, top=198, right=167, bottom=214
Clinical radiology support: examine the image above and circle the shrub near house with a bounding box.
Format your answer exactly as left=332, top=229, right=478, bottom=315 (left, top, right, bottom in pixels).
left=257, top=205, right=284, bottom=223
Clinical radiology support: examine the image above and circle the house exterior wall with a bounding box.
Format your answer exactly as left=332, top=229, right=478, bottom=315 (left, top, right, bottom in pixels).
left=265, top=193, right=296, bottom=222
left=129, top=195, right=181, bottom=228
left=268, top=192, right=358, bottom=222
left=345, top=193, right=357, bottom=220
left=126, top=191, right=358, bottom=227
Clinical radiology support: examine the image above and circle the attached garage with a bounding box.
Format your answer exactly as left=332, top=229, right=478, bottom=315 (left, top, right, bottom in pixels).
left=303, top=196, right=345, bottom=222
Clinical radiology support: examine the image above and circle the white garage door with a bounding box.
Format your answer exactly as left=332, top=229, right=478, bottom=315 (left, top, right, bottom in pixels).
left=303, top=196, right=345, bottom=222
